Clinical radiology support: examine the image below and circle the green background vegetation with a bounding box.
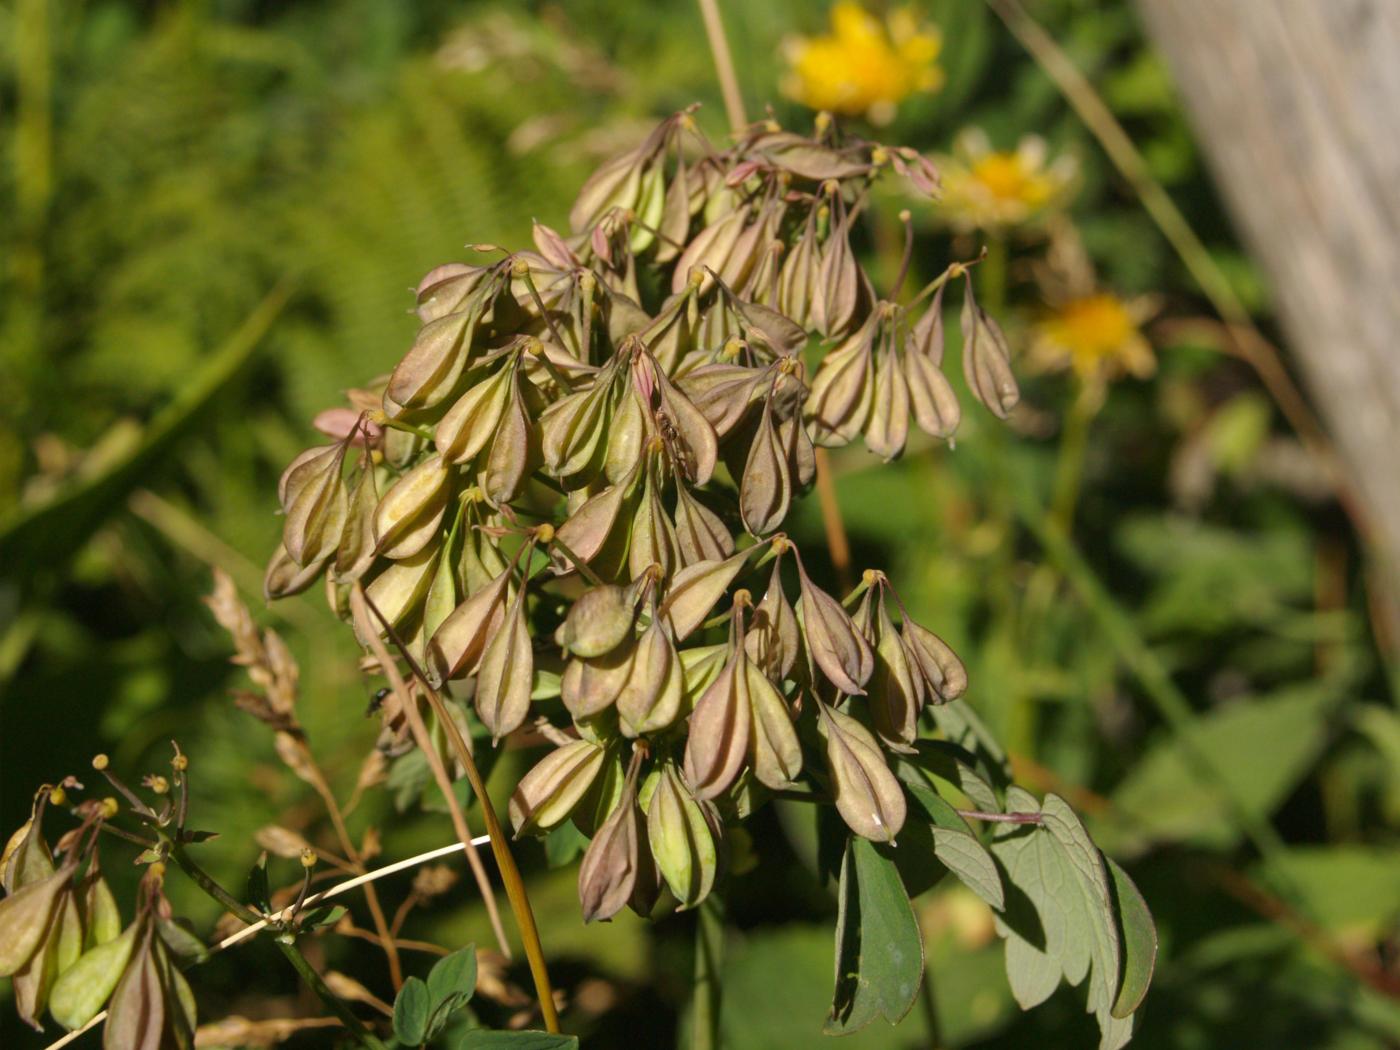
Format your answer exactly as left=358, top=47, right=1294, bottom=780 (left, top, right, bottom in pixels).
left=3, top=1, right=1398, bottom=1047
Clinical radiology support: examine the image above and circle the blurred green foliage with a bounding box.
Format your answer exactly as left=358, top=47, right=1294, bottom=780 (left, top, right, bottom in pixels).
left=2, top=1, right=1398, bottom=1047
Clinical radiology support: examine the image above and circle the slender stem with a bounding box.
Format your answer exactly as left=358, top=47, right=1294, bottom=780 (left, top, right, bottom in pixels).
left=814, top=449, right=854, bottom=593
left=359, top=589, right=562, bottom=1034
left=956, top=809, right=1042, bottom=825
left=1048, top=380, right=1099, bottom=532
left=696, top=0, right=746, bottom=132
left=692, top=895, right=726, bottom=1050
left=349, top=585, right=513, bottom=958
left=167, top=843, right=386, bottom=1050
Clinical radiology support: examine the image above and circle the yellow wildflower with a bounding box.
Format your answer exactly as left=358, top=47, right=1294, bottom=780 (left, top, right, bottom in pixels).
left=782, top=3, right=944, bottom=126
left=937, top=129, right=1077, bottom=232
left=1028, top=293, right=1156, bottom=383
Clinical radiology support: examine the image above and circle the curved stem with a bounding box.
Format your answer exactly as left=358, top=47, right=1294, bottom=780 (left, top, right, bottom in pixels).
left=696, top=0, right=746, bottom=132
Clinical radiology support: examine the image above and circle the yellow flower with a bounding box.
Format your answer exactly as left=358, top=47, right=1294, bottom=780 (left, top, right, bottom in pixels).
left=1028, top=293, right=1156, bottom=383
left=937, top=129, right=1076, bottom=232
left=782, top=3, right=944, bottom=126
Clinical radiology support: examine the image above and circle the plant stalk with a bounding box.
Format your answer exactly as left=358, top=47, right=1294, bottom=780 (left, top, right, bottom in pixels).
left=692, top=895, right=726, bottom=1050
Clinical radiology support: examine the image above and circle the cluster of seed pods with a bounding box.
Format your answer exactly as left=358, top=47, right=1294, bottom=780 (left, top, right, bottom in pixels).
left=268, top=109, right=1017, bottom=921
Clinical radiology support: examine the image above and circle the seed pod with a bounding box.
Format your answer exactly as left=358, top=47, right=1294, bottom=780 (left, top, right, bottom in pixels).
left=796, top=561, right=874, bottom=695
left=869, top=595, right=921, bottom=751
left=333, top=466, right=380, bottom=583
left=645, top=763, right=717, bottom=910
left=814, top=207, right=863, bottom=339
left=482, top=376, right=535, bottom=506
left=779, top=414, right=817, bottom=490
left=509, top=740, right=608, bottom=836
left=656, top=160, right=692, bottom=265
left=474, top=579, right=534, bottom=742
left=682, top=642, right=751, bottom=800
left=641, top=290, right=700, bottom=375
left=416, top=263, right=488, bottom=324
left=679, top=643, right=729, bottom=703
left=655, top=368, right=719, bottom=486
left=577, top=763, right=646, bottom=922
left=387, top=307, right=479, bottom=412
left=777, top=210, right=821, bottom=328
left=569, top=143, right=646, bottom=234
left=374, top=455, right=452, bottom=561
left=83, top=874, right=122, bottom=949
left=50, top=921, right=138, bottom=1030
left=629, top=468, right=679, bottom=580
left=0, top=862, right=74, bottom=978
left=960, top=280, right=1020, bottom=419
left=362, top=540, right=440, bottom=635
left=558, top=584, right=638, bottom=659
left=910, top=284, right=947, bottom=364
left=819, top=704, right=907, bottom=843
left=673, top=484, right=733, bottom=566
left=806, top=314, right=877, bottom=447
left=744, top=561, right=799, bottom=679
left=103, top=923, right=196, bottom=1050
left=421, top=532, right=459, bottom=646
left=901, top=618, right=968, bottom=702
left=617, top=620, right=685, bottom=737
left=435, top=363, right=514, bottom=464
left=671, top=205, right=750, bottom=294
left=746, top=664, right=802, bottom=789
left=550, top=464, right=641, bottom=574
left=426, top=561, right=510, bottom=682
left=561, top=642, right=636, bottom=721
left=2, top=809, right=53, bottom=891
left=263, top=543, right=326, bottom=601
left=281, top=443, right=349, bottom=568
left=731, top=295, right=808, bottom=359
left=905, top=347, right=961, bottom=439
left=629, top=162, right=667, bottom=254
left=14, top=879, right=82, bottom=1026
left=864, top=338, right=910, bottom=461
left=540, top=378, right=614, bottom=481
left=605, top=386, right=647, bottom=483
left=659, top=548, right=754, bottom=641
left=739, top=402, right=791, bottom=536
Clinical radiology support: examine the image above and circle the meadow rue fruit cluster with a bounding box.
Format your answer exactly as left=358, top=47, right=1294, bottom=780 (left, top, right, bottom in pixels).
left=266, top=109, right=1017, bottom=923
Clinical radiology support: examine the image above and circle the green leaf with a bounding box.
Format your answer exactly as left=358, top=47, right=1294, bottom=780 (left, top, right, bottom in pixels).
left=393, top=976, right=431, bottom=1046
left=296, top=904, right=347, bottom=930
left=904, top=780, right=1004, bottom=910
left=156, top=917, right=209, bottom=962
left=427, top=945, right=478, bottom=1026
left=543, top=821, right=589, bottom=869
left=1105, top=859, right=1156, bottom=1019
left=900, top=740, right=1003, bottom=814
left=826, top=836, right=925, bottom=1034
left=990, top=790, right=1130, bottom=1050
left=453, top=1032, right=579, bottom=1048
left=1108, top=683, right=1337, bottom=850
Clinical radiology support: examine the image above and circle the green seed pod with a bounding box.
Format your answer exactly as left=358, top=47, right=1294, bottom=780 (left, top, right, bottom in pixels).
left=673, top=484, right=734, bottom=566
left=434, top=362, right=515, bottom=464
left=361, top=539, right=440, bottom=635
left=550, top=464, right=641, bottom=575
left=509, top=740, right=608, bottom=837
left=0, top=864, right=73, bottom=978
left=744, top=561, right=799, bottom=680
left=605, top=386, right=648, bottom=484
left=386, top=307, right=480, bottom=412
left=617, top=620, right=685, bottom=737
left=540, top=378, right=614, bottom=482
left=373, top=455, right=452, bottom=561
left=806, top=313, right=877, bottom=448
left=660, top=548, right=755, bottom=641
left=482, top=376, right=535, bottom=506
left=561, top=642, right=636, bottom=721
left=82, top=874, right=122, bottom=949
left=578, top=770, right=646, bottom=923
left=739, top=402, right=791, bottom=537
left=426, top=562, right=510, bottom=683
left=263, top=543, right=327, bottom=601
left=332, top=466, right=381, bottom=584
left=960, top=278, right=1020, bottom=419
left=682, top=641, right=751, bottom=800
left=473, top=579, right=534, bottom=742
left=655, top=367, right=718, bottom=486
left=905, top=345, right=961, bottom=439
left=818, top=703, right=906, bottom=843
left=281, top=442, right=349, bottom=568
left=868, top=594, right=921, bottom=752
left=50, top=922, right=138, bottom=1031
left=645, top=762, right=716, bottom=910
left=901, top=618, right=968, bottom=703
left=629, top=469, right=679, bottom=580
left=746, top=663, right=802, bottom=790
left=864, top=338, right=910, bottom=461
left=557, top=584, right=638, bottom=659
left=796, top=561, right=874, bottom=695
